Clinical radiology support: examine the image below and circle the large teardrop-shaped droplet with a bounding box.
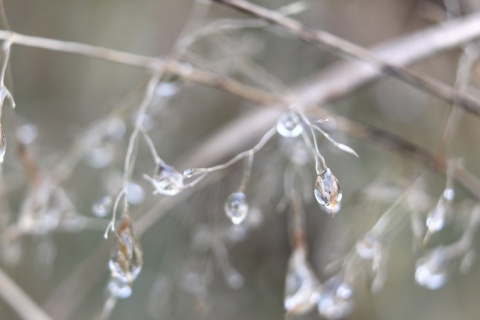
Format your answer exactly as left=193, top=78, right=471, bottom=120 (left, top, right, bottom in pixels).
left=0, top=124, right=6, bottom=163
left=109, top=216, right=143, bottom=286
left=284, top=248, right=320, bottom=315
left=314, top=168, right=342, bottom=214
left=151, top=163, right=184, bottom=196
left=277, top=112, right=303, bottom=138
left=415, top=247, right=448, bottom=290
left=224, top=192, right=249, bottom=225
left=317, top=276, right=353, bottom=320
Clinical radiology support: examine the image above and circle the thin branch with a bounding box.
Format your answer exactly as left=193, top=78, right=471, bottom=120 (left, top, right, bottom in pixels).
left=212, top=0, right=480, bottom=115
left=0, top=267, right=52, bottom=320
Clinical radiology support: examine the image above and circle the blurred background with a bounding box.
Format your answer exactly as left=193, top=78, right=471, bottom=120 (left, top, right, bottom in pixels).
left=1, top=0, right=480, bottom=319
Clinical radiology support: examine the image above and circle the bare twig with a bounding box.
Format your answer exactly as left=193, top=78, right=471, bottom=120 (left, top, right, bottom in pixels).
left=212, top=0, right=480, bottom=115
left=0, top=267, right=53, bottom=320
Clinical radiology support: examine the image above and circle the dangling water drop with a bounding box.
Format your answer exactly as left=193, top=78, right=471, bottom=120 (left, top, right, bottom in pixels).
left=355, top=232, right=380, bottom=260
left=284, top=248, right=320, bottom=315
left=109, top=215, right=143, bottom=286
left=0, top=124, right=6, bottom=163
left=224, top=192, right=249, bottom=225
left=426, top=202, right=446, bottom=233
left=317, top=276, right=354, bottom=320
left=277, top=112, right=303, bottom=138
left=108, top=277, right=133, bottom=299
left=314, top=168, right=342, bottom=214
left=147, top=162, right=184, bottom=196
left=415, top=247, right=448, bottom=290
left=92, top=196, right=112, bottom=217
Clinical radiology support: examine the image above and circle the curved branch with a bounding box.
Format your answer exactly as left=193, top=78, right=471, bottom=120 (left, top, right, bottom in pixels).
left=212, top=0, right=480, bottom=115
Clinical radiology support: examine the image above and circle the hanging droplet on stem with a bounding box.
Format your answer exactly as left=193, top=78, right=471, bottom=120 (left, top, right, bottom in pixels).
left=145, top=162, right=184, bottom=196
left=284, top=248, right=320, bottom=315
left=108, top=215, right=143, bottom=298
left=224, top=192, right=249, bottom=225
left=277, top=112, right=303, bottom=138
left=314, top=168, right=342, bottom=214
left=426, top=202, right=446, bottom=233
left=355, top=232, right=380, bottom=260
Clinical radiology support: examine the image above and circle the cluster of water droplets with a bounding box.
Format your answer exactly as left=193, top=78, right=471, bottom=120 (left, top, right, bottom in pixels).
left=224, top=192, right=249, bottom=225
left=415, top=247, right=449, bottom=290
left=144, top=162, right=184, bottom=196
left=317, top=276, right=354, bottom=319
left=108, top=215, right=143, bottom=298
left=314, top=168, right=342, bottom=214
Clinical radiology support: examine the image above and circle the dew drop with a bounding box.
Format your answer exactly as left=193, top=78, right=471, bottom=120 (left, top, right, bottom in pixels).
left=314, top=168, right=342, bottom=214
left=16, top=124, right=38, bottom=145
left=317, top=276, right=354, bottom=320
left=355, top=233, right=380, bottom=260
left=415, top=247, right=448, bottom=290
left=155, top=74, right=182, bottom=97
left=126, top=183, right=145, bottom=205
left=109, top=216, right=143, bottom=285
left=108, top=278, right=132, bottom=299
left=225, top=268, right=244, bottom=289
left=284, top=248, right=320, bottom=315
left=426, top=202, right=446, bottom=233
left=106, top=117, right=126, bottom=141
left=86, top=144, right=115, bottom=168
left=148, top=163, right=184, bottom=196
left=224, top=192, right=249, bottom=225
left=277, top=112, right=303, bottom=138
left=92, top=195, right=113, bottom=217
left=443, top=188, right=455, bottom=201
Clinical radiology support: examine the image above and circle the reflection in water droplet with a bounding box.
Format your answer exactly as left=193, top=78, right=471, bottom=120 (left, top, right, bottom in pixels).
left=92, top=196, right=113, bottom=217
left=147, top=163, right=184, bottom=196
left=317, top=276, right=354, bottom=320
left=277, top=112, right=303, bottom=138
left=415, top=247, right=448, bottom=290
left=314, top=168, right=342, bottom=214
left=224, top=192, right=249, bottom=225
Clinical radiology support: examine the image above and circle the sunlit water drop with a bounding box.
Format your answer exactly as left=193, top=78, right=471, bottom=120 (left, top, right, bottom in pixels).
left=415, top=247, right=448, bottom=290
left=355, top=233, right=380, bottom=260
left=109, top=216, right=143, bottom=285
left=108, top=277, right=132, bottom=299
left=277, top=112, right=303, bottom=138
left=126, top=183, right=145, bottom=205
left=224, top=192, right=249, bottom=225
left=86, top=144, right=115, bottom=168
left=317, top=276, right=354, bottom=320
left=443, top=188, right=455, bottom=201
left=0, top=125, right=6, bottom=163
left=92, top=195, right=113, bottom=217
left=314, top=168, right=342, bottom=214
left=148, top=163, right=184, bottom=196
left=16, top=124, right=38, bottom=145
left=426, top=203, right=446, bottom=233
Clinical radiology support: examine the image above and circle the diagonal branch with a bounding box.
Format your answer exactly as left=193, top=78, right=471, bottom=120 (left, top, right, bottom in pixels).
left=212, top=0, right=480, bottom=115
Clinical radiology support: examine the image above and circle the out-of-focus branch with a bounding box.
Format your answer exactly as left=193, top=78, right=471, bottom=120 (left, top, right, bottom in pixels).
left=0, top=268, right=52, bottom=320
left=212, top=0, right=480, bottom=115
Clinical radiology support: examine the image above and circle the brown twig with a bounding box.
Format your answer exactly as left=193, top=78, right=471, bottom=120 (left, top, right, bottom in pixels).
left=212, top=0, right=480, bottom=115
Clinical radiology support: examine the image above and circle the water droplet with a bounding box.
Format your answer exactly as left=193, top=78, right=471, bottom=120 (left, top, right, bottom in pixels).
left=126, top=183, right=145, bottom=205
left=147, top=163, right=184, bottom=196
left=317, top=276, right=354, bottom=320
left=277, top=112, right=303, bottom=138
left=415, top=247, right=448, bottom=290
left=355, top=233, right=380, bottom=260
left=108, top=277, right=132, bottom=299
left=86, top=144, right=115, bottom=168
left=16, top=124, right=38, bottom=145
left=92, top=196, right=113, bottom=217
left=156, top=74, right=182, bottom=97
left=106, top=117, right=126, bottom=141
left=426, top=202, right=446, bottom=233
left=225, top=268, right=244, bottom=289
left=0, top=125, right=6, bottom=163
left=314, top=168, right=342, bottom=214
left=109, top=216, right=143, bottom=285
left=443, top=188, right=455, bottom=201
left=224, top=192, right=249, bottom=225
left=284, top=249, right=320, bottom=315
